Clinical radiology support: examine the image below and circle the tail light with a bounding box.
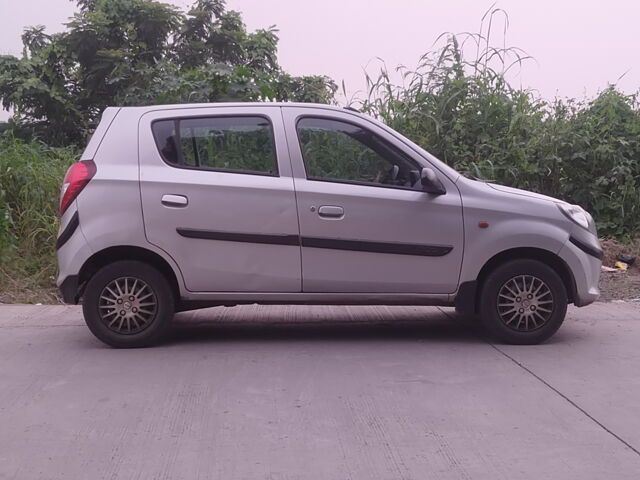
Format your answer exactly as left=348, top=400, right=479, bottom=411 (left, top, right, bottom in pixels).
left=59, top=160, right=96, bottom=215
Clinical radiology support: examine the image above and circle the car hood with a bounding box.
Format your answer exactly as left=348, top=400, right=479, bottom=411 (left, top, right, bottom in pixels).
left=486, top=183, right=568, bottom=205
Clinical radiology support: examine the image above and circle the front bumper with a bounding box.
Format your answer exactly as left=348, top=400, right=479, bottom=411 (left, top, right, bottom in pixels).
left=558, top=234, right=602, bottom=307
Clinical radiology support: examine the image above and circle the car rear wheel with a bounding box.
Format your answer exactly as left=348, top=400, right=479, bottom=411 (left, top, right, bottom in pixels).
left=479, top=259, right=568, bottom=344
left=82, top=260, right=174, bottom=347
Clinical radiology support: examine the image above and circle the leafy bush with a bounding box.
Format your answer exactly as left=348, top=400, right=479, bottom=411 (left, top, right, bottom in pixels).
left=0, top=0, right=336, bottom=146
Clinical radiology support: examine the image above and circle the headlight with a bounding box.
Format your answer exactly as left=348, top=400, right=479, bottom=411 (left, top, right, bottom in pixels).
left=558, top=204, right=590, bottom=230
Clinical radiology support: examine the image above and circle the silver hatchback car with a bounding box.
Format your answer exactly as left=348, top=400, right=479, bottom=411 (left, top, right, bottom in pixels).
left=56, top=103, right=602, bottom=347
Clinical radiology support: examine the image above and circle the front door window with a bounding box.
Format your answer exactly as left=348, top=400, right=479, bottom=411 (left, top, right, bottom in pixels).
left=297, top=117, right=421, bottom=189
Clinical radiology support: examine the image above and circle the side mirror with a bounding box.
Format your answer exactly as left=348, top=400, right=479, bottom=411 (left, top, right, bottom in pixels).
left=420, top=167, right=446, bottom=195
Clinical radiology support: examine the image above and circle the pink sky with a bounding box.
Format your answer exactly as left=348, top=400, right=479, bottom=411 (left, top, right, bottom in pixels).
left=1, top=0, right=638, bottom=120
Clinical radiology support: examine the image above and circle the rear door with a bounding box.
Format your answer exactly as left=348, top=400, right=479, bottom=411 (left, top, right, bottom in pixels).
left=139, top=106, right=301, bottom=293
left=282, top=107, right=464, bottom=294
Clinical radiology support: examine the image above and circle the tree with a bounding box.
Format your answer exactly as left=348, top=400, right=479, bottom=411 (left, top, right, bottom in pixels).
left=0, top=0, right=336, bottom=145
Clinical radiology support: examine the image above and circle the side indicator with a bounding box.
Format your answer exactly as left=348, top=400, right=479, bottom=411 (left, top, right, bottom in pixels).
left=478, top=221, right=489, bottom=229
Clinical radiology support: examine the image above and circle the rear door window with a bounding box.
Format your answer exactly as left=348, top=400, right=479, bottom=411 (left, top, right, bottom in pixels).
left=151, top=116, right=278, bottom=175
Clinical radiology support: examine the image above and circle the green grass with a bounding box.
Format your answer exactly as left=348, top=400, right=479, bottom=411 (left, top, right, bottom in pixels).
left=0, top=135, right=76, bottom=302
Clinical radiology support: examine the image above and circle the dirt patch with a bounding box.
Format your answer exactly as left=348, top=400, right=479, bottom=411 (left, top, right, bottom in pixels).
left=598, top=270, right=640, bottom=302
left=600, top=238, right=640, bottom=268
left=598, top=238, right=640, bottom=302
left=0, top=286, right=61, bottom=305
left=0, top=269, right=62, bottom=305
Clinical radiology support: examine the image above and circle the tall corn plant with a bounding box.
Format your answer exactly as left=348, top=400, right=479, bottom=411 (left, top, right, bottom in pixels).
left=355, top=7, right=640, bottom=238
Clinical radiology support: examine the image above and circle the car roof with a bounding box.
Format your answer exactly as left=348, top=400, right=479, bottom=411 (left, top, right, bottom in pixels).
left=115, top=102, right=350, bottom=114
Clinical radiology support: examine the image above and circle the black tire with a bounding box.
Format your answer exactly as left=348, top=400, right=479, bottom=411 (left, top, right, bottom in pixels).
left=479, top=259, right=567, bottom=345
left=82, top=260, right=175, bottom=347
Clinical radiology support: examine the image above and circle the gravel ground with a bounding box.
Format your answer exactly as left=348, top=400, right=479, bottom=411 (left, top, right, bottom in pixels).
left=598, top=238, right=640, bottom=301
left=598, top=269, right=640, bottom=301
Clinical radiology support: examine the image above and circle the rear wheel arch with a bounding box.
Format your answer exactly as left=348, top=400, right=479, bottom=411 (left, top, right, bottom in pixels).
left=78, top=246, right=181, bottom=302
left=458, top=247, right=577, bottom=314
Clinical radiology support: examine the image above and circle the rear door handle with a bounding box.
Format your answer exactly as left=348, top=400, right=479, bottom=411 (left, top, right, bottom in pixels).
left=161, top=194, right=188, bottom=207
left=318, top=205, right=344, bottom=218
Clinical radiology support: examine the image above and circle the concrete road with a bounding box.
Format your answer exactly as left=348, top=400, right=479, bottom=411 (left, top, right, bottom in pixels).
left=1, top=302, right=640, bottom=479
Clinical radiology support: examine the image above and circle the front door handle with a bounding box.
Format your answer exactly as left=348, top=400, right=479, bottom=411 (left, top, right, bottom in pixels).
left=318, top=205, right=344, bottom=218
left=161, top=194, right=188, bottom=207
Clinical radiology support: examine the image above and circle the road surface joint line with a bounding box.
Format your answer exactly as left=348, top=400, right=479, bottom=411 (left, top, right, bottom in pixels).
left=437, top=306, right=640, bottom=458
left=490, top=343, right=640, bottom=458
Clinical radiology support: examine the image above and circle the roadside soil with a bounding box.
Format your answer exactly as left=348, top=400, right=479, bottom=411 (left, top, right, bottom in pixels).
left=598, top=238, right=640, bottom=301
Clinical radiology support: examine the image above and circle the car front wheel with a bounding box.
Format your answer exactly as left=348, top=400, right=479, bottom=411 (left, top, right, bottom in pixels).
left=479, top=259, right=568, bottom=345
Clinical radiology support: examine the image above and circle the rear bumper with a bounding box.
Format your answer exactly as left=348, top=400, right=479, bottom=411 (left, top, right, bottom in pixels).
left=56, top=204, right=93, bottom=303
left=59, top=275, right=80, bottom=304
left=55, top=212, right=79, bottom=251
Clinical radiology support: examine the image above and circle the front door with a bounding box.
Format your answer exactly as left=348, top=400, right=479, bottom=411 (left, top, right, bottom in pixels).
left=282, top=108, right=464, bottom=294
left=139, top=106, right=301, bottom=293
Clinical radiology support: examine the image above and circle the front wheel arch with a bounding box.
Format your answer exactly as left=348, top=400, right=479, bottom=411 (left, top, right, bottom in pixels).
left=457, top=247, right=577, bottom=314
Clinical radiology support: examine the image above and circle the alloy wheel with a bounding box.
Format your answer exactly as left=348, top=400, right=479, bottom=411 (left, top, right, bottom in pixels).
left=496, top=275, right=554, bottom=332
left=98, top=277, right=158, bottom=334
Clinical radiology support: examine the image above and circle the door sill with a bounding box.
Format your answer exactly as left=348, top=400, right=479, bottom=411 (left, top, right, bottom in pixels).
left=178, top=292, right=453, bottom=311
